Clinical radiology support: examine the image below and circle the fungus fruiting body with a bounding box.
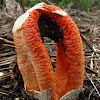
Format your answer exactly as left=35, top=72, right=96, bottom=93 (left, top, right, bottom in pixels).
left=13, top=3, right=84, bottom=100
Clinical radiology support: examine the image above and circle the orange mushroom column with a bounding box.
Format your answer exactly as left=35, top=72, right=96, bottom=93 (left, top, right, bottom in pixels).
left=12, top=2, right=84, bottom=100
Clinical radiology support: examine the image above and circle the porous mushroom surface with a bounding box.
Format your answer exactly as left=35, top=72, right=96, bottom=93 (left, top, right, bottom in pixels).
left=13, top=2, right=84, bottom=100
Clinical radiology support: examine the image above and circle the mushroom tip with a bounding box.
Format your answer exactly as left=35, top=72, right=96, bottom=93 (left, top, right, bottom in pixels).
left=26, top=2, right=46, bottom=13
left=12, top=2, right=47, bottom=33
left=52, top=10, right=68, bottom=16
left=12, top=12, right=29, bottom=33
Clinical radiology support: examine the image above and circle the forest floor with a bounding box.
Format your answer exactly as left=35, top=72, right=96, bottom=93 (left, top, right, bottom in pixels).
left=0, top=2, right=100, bottom=100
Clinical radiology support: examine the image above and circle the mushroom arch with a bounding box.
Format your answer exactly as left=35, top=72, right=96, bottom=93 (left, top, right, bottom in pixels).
left=13, top=3, right=84, bottom=100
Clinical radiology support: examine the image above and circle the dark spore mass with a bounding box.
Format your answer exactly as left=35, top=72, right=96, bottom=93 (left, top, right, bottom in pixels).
left=38, top=16, right=63, bottom=42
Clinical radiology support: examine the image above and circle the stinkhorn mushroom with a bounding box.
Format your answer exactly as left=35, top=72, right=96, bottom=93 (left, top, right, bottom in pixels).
left=12, top=2, right=84, bottom=100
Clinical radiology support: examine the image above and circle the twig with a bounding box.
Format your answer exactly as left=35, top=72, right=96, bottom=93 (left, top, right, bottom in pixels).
left=0, top=51, right=16, bottom=58
left=81, top=86, right=92, bottom=100
left=80, top=33, right=94, bottom=52
left=0, top=37, right=14, bottom=45
left=0, top=61, right=13, bottom=66
left=0, top=89, right=15, bottom=95
left=90, top=52, right=94, bottom=69
left=44, top=0, right=53, bottom=5
left=0, top=91, right=8, bottom=96
left=2, top=84, right=12, bottom=89
left=96, top=79, right=100, bottom=84
left=0, top=72, right=12, bottom=79
left=2, top=44, right=15, bottom=48
left=85, top=71, right=100, bottom=97
left=77, top=10, right=94, bottom=19
left=0, top=76, right=10, bottom=82
left=0, top=56, right=16, bottom=66
left=0, top=67, right=13, bottom=71
left=0, top=48, right=12, bottom=54
left=0, top=55, right=16, bottom=61
left=45, top=43, right=56, bottom=45
left=79, top=27, right=90, bottom=34
left=88, top=88, right=95, bottom=99
left=0, top=72, right=12, bottom=82
left=84, top=75, right=100, bottom=81
left=19, top=0, right=26, bottom=13
left=85, top=66, right=100, bottom=75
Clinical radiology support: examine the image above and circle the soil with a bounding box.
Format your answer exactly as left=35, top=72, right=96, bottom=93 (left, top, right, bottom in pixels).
left=0, top=3, right=100, bottom=100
